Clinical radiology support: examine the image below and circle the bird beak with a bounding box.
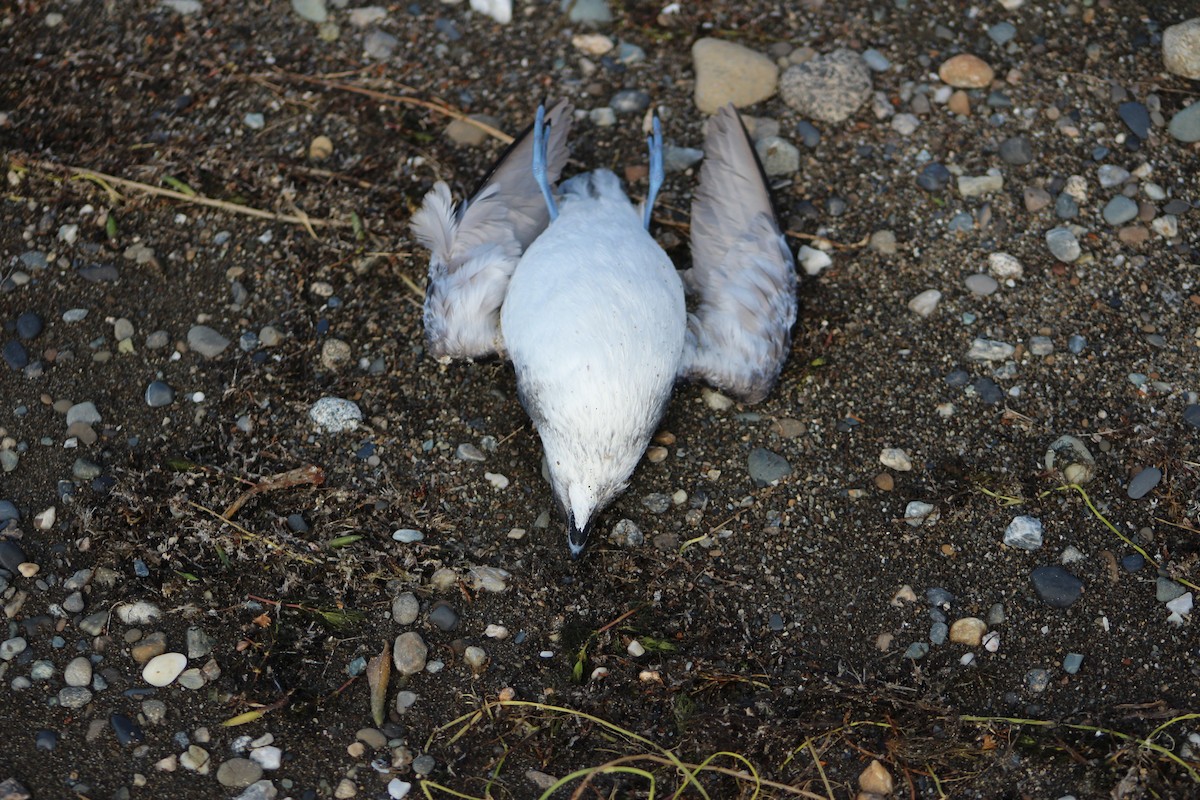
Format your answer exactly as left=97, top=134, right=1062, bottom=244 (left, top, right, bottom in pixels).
left=567, top=514, right=591, bottom=560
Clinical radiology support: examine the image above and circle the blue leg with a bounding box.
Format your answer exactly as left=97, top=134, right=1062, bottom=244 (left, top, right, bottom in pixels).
left=642, top=114, right=663, bottom=230
left=532, top=104, right=558, bottom=222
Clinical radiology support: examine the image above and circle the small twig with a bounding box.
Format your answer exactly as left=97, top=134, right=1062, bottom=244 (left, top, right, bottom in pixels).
left=271, top=70, right=514, bottom=144
left=16, top=157, right=355, bottom=230
left=222, top=464, right=325, bottom=520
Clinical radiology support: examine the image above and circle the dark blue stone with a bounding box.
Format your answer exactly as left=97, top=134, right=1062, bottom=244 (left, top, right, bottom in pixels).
left=16, top=312, right=43, bottom=340
left=1121, top=553, right=1145, bottom=572
left=2, top=340, right=29, bottom=370
left=944, top=369, right=970, bottom=387
left=35, top=730, right=58, bottom=750
left=0, top=538, right=27, bottom=571
left=1030, top=566, right=1083, bottom=608
left=917, top=163, right=950, bottom=191
left=973, top=377, right=1004, bottom=404
left=796, top=120, right=821, bottom=148
left=110, top=713, right=144, bottom=745
left=355, top=442, right=375, bottom=459
left=1118, top=101, right=1150, bottom=140
left=286, top=514, right=309, bottom=533
left=1185, top=404, right=1200, bottom=429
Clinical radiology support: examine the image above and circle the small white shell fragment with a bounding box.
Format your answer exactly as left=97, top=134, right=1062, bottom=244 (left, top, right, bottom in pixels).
left=117, top=600, right=164, bottom=625
left=484, top=624, right=509, bottom=639
left=143, top=652, right=188, bottom=687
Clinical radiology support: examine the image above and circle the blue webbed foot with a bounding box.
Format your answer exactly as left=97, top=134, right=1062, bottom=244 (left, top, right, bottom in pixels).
left=643, top=114, right=663, bottom=230
left=532, top=104, right=559, bottom=223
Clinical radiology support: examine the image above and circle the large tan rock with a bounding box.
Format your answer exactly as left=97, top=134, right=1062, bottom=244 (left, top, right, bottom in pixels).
left=691, top=38, right=778, bottom=114
left=1163, top=18, right=1200, bottom=79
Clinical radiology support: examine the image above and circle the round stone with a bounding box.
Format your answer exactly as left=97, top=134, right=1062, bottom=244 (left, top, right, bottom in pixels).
left=216, top=758, right=264, bottom=788
left=145, top=381, right=175, bottom=408
left=998, top=136, right=1032, bottom=165
left=780, top=49, right=872, bottom=123
left=1030, top=566, right=1084, bottom=608
left=1045, top=227, right=1081, bottom=262
left=393, top=632, right=428, bottom=675
left=938, top=54, right=994, bottom=88
left=949, top=617, right=987, bottom=646
left=1127, top=467, right=1162, bottom=499
left=64, top=656, right=93, bottom=687
left=143, top=652, right=188, bottom=687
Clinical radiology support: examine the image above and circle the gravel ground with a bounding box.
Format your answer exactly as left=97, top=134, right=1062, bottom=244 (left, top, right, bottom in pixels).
left=2, top=1, right=1199, bottom=798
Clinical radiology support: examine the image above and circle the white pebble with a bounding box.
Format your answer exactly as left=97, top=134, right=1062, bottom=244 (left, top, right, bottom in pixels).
left=388, top=779, right=413, bottom=799
left=484, top=472, right=509, bottom=489
left=627, top=639, right=646, bottom=657
left=879, top=448, right=913, bottom=471
left=987, top=252, right=1024, bottom=280
left=308, top=396, right=363, bottom=433
left=702, top=387, right=734, bottom=410
left=484, top=624, right=509, bottom=639
left=1003, top=515, right=1044, bottom=550
left=117, top=601, right=163, bottom=625
left=250, top=745, right=282, bottom=770
left=797, top=245, right=833, bottom=276
left=904, top=501, right=939, bottom=527
left=143, top=652, right=188, bottom=687
left=907, top=289, right=941, bottom=317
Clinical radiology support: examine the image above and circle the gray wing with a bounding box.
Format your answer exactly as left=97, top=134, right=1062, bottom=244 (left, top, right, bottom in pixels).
left=677, top=104, right=797, bottom=404
left=410, top=100, right=573, bottom=362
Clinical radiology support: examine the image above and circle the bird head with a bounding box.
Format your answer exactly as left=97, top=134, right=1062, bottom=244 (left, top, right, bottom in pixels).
left=565, top=482, right=596, bottom=559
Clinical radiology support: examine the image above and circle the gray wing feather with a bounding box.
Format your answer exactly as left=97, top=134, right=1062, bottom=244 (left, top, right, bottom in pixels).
left=679, top=104, right=797, bottom=404
left=411, top=100, right=573, bottom=361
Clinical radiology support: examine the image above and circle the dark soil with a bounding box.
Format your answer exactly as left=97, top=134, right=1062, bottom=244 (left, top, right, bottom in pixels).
left=2, top=1, right=1199, bottom=798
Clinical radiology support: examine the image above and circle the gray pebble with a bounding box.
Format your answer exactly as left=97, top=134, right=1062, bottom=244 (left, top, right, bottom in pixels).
left=903, top=642, right=929, bottom=660
left=561, top=0, right=611, bottom=24
left=145, top=381, right=175, bottom=408
left=917, top=162, right=950, bottom=192
left=611, top=518, right=643, bottom=547
left=795, top=120, right=821, bottom=148
left=1045, top=227, right=1081, bottom=262
left=308, top=396, right=362, bottom=433
left=1156, top=578, right=1186, bottom=603
left=780, top=49, right=872, bottom=123
left=393, top=632, right=428, bottom=675
left=987, top=21, right=1016, bottom=45
left=72, top=458, right=103, bottom=480
left=428, top=603, right=458, bottom=631
left=998, top=136, right=1032, bottom=165
left=58, top=686, right=93, bottom=708
left=1126, top=467, right=1161, bottom=499
left=62, top=308, right=89, bottom=323
left=1028, top=336, right=1054, bottom=355
left=217, top=758, right=263, bottom=789
left=1102, top=195, right=1139, bottom=225
left=1068, top=334, right=1087, bottom=354
left=110, top=712, right=144, bottom=745
left=861, top=48, right=890, bottom=71
left=1097, top=164, right=1130, bottom=188
left=392, top=592, right=419, bottom=625
left=1062, top=653, right=1084, bottom=674
left=1117, top=101, right=1150, bottom=140
left=663, top=146, right=703, bottom=172
left=291, top=0, right=326, bottom=23
left=145, top=330, right=170, bottom=349
left=16, top=312, right=43, bottom=340
left=412, top=754, right=436, bottom=775
left=1167, top=103, right=1200, bottom=142
left=20, top=250, right=48, bottom=269
left=588, top=107, right=616, bottom=127
left=1030, top=566, right=1083, bottom=608
left=1026, top=668, right=1051, bottom=693
left=967, top=338, right=1014, bottom=361
left=1004, top=516, right=1044, bottom=550
left=455, top=443, right=485, bottom=462
left=363, top=29, right=398, bottom=60
left=1054, top=192, right=1078, bottom=219
left=747, top=447, right=791, bottom=487
left=1, top=636, right=28, bottom=660
left=66, top=401, right=101, bottom=426
left=642, top=493, right=671, bottom=513
left=113, top=318, right=134, bottom=341
left=187, top=627, right=213, bottom=659
left=63, top=591, right=84, bottom=613
left=754, top=136, right=799, bottom=176
left=610, top=89, right=650, bottom=113
left=929, top=622, right=948, bottom=645
left=187, top=325, right=230, bottom=358
left=964, top=273, right=998, bottom=296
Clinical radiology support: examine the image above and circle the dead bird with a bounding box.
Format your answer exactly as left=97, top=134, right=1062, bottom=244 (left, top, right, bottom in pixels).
left=412, top=100, right=796, bottom=558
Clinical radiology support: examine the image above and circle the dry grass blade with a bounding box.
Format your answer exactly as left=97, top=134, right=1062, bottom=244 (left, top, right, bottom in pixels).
left=15, top=157, right=356, bottom=230
left=271, top=70, right=514, bottom=144
left=222, top=464, right=326, bottom=520
left=366, top=642, right=392, bottom=727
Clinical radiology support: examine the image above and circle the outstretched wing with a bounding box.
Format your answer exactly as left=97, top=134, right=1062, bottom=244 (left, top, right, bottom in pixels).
left=411, top=100, right=573, bottom=362
left=677, top=104, right=797, bottom=404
